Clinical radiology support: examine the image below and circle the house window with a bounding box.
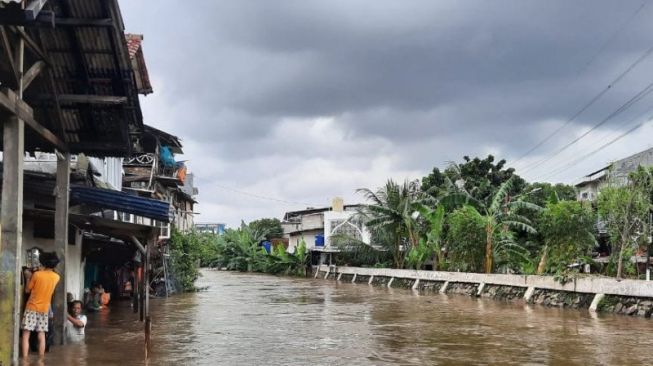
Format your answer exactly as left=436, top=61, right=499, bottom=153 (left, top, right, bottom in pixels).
left=156, top=220, right=171, bottom=239
left=581, top=192, right=588, bottom=200
left=118, top=212, right=135, bottom=223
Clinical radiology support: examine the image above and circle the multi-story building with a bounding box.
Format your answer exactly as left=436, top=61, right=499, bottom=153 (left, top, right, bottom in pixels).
left=121, top=125, right=199, bottom=238
left=576, top=147, right=653, bottom=201
left=282, top=198, right=372, bottom=265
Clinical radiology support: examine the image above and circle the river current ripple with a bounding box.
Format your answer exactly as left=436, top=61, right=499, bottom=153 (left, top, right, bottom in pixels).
left=42, top=269, right=652, bottom=365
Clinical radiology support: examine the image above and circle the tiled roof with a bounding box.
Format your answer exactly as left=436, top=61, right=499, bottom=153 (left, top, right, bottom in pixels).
left=126, top=33, right=153, bottom=95
left=126, top=33, right=142, bottom=59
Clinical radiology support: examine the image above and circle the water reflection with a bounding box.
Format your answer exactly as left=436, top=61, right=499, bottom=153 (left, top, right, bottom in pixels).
left=36, top=270, right=653, bottom=365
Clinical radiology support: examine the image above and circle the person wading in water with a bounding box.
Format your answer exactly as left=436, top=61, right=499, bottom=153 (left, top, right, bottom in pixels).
left=21, top=252, right=60, bottom=360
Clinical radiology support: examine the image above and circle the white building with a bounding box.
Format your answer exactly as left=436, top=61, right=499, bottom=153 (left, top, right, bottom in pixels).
left=576, top=147, right=653, bottom=201
left=282, top=198, right=372, bottom=264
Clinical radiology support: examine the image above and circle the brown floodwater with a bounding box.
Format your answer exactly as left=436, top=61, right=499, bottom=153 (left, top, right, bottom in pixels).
left=31, top=270, right=653, bottom=365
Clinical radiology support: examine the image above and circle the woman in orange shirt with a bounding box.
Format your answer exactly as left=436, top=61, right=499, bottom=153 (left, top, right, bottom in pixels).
left=21, top=252, right=60, bottom=359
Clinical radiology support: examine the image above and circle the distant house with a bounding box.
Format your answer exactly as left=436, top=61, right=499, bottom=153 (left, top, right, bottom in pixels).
left=281, top=198, right=372, bottom=265
left=576, top=147, right=653, bottom=201
left=195, top=223, right=226, bottom=235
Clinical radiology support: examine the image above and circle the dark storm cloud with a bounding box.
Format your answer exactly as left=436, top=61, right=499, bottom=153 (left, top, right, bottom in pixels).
left=119, top=0, right=653, bottom=225
left=127, top=0, right=653, bottom=145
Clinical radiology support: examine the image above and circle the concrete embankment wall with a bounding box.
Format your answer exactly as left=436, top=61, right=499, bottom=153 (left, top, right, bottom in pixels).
left=314, top=265, right=653, bottom=318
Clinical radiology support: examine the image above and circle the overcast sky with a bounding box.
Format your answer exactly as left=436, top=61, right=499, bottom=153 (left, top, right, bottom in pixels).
left=119, top=1, right=653, bottom=227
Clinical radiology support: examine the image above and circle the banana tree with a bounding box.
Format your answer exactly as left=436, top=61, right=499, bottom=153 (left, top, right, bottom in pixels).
left=446, top=177, right=541, bottom=273
left=416, top=205, right=446, bottom=270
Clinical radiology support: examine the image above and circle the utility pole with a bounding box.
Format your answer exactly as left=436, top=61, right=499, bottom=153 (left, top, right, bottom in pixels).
left=647, top=212, right=651, bottom=281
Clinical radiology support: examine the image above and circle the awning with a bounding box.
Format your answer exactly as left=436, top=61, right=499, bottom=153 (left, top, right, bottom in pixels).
left=23, top=208, right=157, bottom=247
left=70, top=185, right=170, bottom=222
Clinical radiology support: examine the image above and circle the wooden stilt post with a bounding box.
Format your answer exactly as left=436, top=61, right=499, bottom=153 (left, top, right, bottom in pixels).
left=144, top=233, right=153, bottom=358
left=139, top=259, right=144, bottom=322
left=0, top=21, right=25, bottom=365
left=132, top=261, right=139, bottom=314
left=53, top=151, right=70, bottom=346
left=0, top=114, right=25, bottom=366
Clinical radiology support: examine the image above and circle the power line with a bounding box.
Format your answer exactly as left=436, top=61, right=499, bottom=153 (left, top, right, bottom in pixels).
left=578, top=2, right=647, bottom=74
left=535, top=99, right=653, bottom=181
left=513, top=38, right=653, bottom=168
left=520, top=80, right=653, bottom=175
left=213, top=183, right=321, bottom=207
left=540, top=113, right=653, bottom=181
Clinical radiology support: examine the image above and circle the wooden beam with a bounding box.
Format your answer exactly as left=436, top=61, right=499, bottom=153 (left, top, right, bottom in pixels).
left=46, top=94, right=127, bottom=105
left=0, top=26, right=18, bottom=84
left=144, top=235, right=154, bottom=358
left=54, top=17, right=114, bottom=27
left=0, top=114, right=25, bottom=366
left=21, top=60, right=45, bottom=93
left=0, top=88, right=68, bottom=152
left=53, top=151, right=70, bottom=346
left=8, top=25, right=50, bottom=64
left=0, top=87, right=33, bottom=122
left=130, top=235, right=147, bottom=254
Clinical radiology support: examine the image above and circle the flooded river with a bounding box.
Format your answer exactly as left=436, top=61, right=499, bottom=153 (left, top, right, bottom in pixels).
left=40, top=270, right=652, bottom=365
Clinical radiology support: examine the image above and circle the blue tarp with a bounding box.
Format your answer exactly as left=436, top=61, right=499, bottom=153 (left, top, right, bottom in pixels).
left=159, top=145, right=176, bottom=168
left=70, top=185, right=171, bottom=222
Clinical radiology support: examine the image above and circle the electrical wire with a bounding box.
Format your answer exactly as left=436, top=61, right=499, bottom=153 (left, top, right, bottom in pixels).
left=513, top=36, right=653, bottom=168
left=519, top=80, right=653, bottom=175
left=213, top=183, right=322, bottom=207
left=578, top=2, right=647, bottom=74
left=539, top=113, right=653, bottom=181
left=531, top=94, right=653, bottom=181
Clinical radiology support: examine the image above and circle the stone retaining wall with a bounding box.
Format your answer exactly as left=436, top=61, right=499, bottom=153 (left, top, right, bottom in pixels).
left=445, top=282, right=478, bottom=296
left=371, top=276, right=391, bottom=286
left=390, top=277, right=415, bottom=289
left=417, top=280, right=444, bottom=293
left=529, top=289, right=594, bottom=309
left=339, top=273, right=355, bottom=283
left=481, top=285, right=526, bottom=301
left=316, top=265, right=653, bottom=318
left=598, top=295, right=653, bottom=317
left=353, top=274, right=371, bottom=284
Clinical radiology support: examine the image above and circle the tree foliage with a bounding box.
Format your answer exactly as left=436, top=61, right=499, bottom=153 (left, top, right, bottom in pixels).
left=422, top=155, right=526, bottom=206
left=521, top=182, right=577, bottom=208
left=597, top=170, right=651, bottom=279
left=357, top=179, right=424, bottom=268
left=538, top=201, right=596, bottom=275
left=446, top=176, right=541, bottom=273
left=169, top=230, right=204, bottom=291
left=447, top=205, right=486, bottom=272
left=249, top=218, right=284, bottom=240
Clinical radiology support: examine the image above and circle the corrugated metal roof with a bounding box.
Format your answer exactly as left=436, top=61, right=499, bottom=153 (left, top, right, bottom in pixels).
left=70, top=184, right=171, bottom=222
left=0, top=0, right=145, bottom=156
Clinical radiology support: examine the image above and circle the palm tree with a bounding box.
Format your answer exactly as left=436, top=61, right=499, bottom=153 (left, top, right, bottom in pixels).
left=357, top=179, right=424, bottom=268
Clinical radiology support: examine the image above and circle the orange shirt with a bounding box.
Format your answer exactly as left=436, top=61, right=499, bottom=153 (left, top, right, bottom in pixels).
left=25, top=269, right=60, bottom=313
